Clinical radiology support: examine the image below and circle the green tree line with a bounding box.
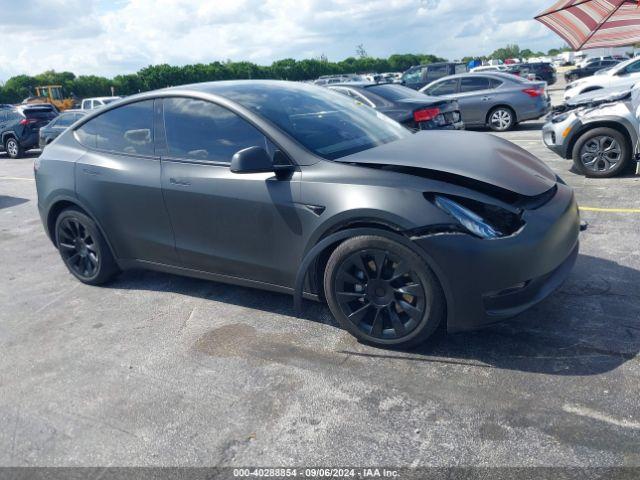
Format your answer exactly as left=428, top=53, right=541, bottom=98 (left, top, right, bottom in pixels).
left=461, top=45, right=571, bottom=64
left=0, top=53, right=445, bottom=104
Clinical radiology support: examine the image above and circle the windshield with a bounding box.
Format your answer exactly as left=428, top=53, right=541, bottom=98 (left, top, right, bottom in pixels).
left=214, top=82, right=411, bottom=160
left=366, top=84, right=426, bottom=101
left=611, top=57, right=639, bottom=75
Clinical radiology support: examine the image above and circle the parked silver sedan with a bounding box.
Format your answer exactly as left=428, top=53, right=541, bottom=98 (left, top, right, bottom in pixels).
left=419, top=73, right=551, bottom=131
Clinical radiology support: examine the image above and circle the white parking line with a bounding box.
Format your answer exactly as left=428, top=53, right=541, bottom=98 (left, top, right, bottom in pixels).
left=0, top=177, right=34, bottom=181
left=563, top=404, right=640, bottom=430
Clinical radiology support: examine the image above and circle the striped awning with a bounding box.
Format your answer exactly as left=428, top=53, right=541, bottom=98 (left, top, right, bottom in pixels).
left=535, top=0, right=640, bottom=50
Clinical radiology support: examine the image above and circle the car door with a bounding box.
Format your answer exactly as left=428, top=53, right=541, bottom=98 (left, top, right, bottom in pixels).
left=158, top=96, right=302, bottom=287
left=74, top=99, right=178, bottom=264
left=455, top=76, right=494, bottom=125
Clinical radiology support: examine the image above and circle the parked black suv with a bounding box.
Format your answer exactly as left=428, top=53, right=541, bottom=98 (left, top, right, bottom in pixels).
left=564, top=59, right=621, bottom=82
left=0, top=104, right=58, bottom=158
left=506, top=63, right=557, bottom=86
left=401, top=62, right=468, bottom=90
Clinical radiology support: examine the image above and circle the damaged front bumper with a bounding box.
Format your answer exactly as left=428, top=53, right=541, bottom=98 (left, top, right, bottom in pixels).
left=411, top=182, right=581, bottom=332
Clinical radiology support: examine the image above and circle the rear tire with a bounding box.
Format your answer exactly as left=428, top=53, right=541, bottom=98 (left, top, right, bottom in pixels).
left=4, top=137, right=23, bottom=159
left=54, top=207, right=119, bottom=285
left=324, top=235, right=446, bottom=349
left=487, top=106, right=515, bottom=132
left=572, top=127, right=630, bottom=178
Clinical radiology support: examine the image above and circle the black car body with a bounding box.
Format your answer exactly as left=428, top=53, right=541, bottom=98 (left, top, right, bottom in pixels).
left=35, top=81, right=580, bottom=348
left=401, top=62, right=468, bottom=90
left=39, top=110, right=87, bottom=148
left=0, top=104, right=58, bottom=158
left=565, top=60, right=621, bottom=81
left=328, top=82, right=464, bottom=130
left=507, top=63, right=557, bottom=85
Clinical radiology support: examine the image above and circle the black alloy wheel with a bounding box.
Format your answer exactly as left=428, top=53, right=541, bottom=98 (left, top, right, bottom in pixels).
left=324, top=236, right=445, bottom=348
left=55, top=208, right=119, bottom=285
left=58, top=217, right=100, bottom=279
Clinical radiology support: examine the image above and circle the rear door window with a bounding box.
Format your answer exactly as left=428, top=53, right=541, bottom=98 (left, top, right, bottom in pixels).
left=75, top=100, right=154, bottom=156
left=454, top=64, right=468, bottom=74
left=162, top=97, right=269, bottom=164
left=460, top=77, right=491, bottom=92
left=424, top=65, right=449, bottom=82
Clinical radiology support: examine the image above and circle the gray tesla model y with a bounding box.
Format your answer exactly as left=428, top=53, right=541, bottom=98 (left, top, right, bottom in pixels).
left=35, top=80, right=581, bottom=348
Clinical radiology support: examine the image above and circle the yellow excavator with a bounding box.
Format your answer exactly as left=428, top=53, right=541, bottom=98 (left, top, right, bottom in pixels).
left=27, top=85, right=75, bottom=111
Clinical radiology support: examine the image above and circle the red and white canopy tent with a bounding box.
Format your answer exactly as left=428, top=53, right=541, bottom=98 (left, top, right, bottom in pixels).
left=535, top=0, right=640, bottom=50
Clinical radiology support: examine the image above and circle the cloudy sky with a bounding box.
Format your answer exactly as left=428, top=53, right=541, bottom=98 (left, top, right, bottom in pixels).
left=0, top=0, right=564, bottom=81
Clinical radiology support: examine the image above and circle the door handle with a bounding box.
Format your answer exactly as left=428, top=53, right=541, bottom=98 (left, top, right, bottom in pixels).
left=83, top=168, right=101, bottom=176
left=169, top=177, right=191, bottom=186
left=481, top=96, right=492, bottom=101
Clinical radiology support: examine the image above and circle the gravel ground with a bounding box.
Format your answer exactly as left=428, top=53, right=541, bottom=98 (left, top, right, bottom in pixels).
left=0, top=85, right=639, bottom=468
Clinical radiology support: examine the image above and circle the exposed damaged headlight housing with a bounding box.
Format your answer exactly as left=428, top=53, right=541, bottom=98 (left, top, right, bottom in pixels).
left=434, top=196, right=501, bottom=239
left=430, top=195, right=524, bottom=239
left=551, top=111, right=572, bottom=124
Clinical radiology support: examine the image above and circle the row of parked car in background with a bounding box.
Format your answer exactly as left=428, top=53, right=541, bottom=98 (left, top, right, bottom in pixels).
left=0, top=96, right=121, bottom=158
left=4, top=56, right=640, bottom=179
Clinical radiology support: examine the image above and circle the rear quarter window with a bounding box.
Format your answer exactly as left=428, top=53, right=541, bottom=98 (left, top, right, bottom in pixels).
left=75, top=100, right=154, bottom=156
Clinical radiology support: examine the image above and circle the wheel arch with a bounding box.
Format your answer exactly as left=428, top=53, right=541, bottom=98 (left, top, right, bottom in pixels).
left=294, top=225, right=453, bottom=331
left=565, top=118, right=636, bottom=160
left=46, top=198, right=118, bottom=260
left=2, top=131, right=18, bottom=144
left=307, top=220, right=403, bottom=300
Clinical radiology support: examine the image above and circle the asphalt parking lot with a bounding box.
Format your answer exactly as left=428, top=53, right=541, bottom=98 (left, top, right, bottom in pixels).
left=1, top=88, right=639, bottom=467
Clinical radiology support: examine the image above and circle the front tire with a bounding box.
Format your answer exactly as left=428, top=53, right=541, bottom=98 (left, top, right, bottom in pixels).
left=487, top=107, right=515, bottom=132
left=324, top=235, right=446, bottom=349
left=4, top=137, right=23, bottom=159
left=572, top=127, right=630, bottom=178
left=54, top=207, right=119, bottom=285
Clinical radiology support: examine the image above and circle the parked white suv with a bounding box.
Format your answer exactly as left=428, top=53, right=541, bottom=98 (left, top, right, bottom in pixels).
left=80, top=96, right=121, bottom=110
left=564, top=57, right=640, bottom=101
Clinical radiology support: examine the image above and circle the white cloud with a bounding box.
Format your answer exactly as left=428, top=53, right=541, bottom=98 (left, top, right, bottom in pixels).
left=0, top=0, right=563, bottom=81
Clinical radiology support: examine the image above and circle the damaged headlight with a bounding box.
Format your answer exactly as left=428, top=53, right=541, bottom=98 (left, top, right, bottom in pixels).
left=551, top=111, right=572, bottom=124
left=430, top=195, right=524, bottom=239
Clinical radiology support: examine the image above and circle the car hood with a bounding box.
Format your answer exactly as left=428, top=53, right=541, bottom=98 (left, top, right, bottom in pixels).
left=338, top=130, right=557, bottom=197
left=567, top=85, right=634, bottom=107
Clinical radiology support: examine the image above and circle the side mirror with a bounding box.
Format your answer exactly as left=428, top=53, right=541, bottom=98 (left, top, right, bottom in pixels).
left=230, top=146, right=273, bottom=174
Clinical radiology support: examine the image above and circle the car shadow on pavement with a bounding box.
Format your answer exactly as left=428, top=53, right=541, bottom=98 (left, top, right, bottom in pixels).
left=111, top=252, right=639, bottom=376
left=383, top=253, right=640, bottom=376
left=0, top=150, right=41, bottom=159
left=0, top=195, right=29, bottom=210
left=470, top=121, right=544, bottom=133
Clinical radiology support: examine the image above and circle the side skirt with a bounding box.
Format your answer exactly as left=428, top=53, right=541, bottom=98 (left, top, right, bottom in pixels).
left=117, top=259, right=321, bottom=302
